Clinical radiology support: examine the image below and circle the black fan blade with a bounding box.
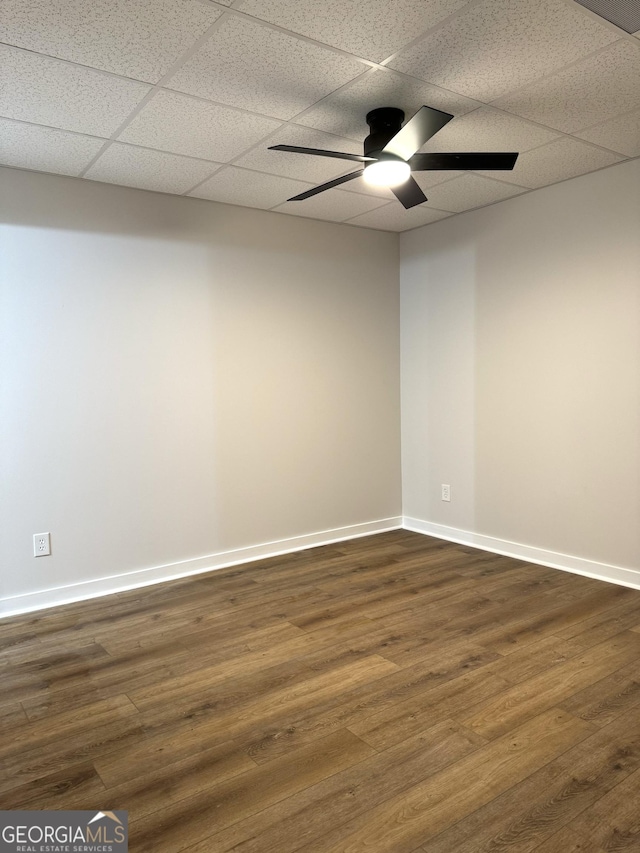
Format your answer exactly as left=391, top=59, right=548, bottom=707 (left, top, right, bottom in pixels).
left=391, top=176, right=428, bottom=209
left=287, top=170, right=364, bottom=201
left=269, top=144, right=375, bottom=163
left=383, top=106, right=453, bottom=161
left=410, top=152, right=519, bottom=171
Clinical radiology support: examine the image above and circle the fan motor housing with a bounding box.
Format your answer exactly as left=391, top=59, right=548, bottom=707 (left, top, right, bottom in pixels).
left=364, top=107, right=405, bottom=157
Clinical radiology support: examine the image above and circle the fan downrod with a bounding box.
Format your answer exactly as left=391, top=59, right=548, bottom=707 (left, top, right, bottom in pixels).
left=364, top=107, right=405, bottom=157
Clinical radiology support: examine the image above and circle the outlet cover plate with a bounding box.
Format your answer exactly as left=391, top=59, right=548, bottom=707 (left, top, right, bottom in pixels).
left=34, top=532, right=51, bottom=557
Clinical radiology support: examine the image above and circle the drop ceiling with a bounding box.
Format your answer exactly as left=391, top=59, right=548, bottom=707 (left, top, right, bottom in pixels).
left=1, top=0, right=639, bottom=232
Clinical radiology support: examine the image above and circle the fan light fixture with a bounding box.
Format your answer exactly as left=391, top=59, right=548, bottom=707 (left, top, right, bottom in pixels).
left=363, top=157, right=410, bottom=188
left=268, top=105, right=519, bottom=209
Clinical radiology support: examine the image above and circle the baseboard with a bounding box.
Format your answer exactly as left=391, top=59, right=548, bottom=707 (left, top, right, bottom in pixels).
left=6, top=514, right=634, bottom=619
left=403, top=516, right=640, bottom=591
left=0, top=516, right=403, bottom=619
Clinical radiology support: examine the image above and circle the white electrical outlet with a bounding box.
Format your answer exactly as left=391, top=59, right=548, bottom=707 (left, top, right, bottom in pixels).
left=33, top=533, right=51, bottom=557
left=441, top=484, right=451, bottom=502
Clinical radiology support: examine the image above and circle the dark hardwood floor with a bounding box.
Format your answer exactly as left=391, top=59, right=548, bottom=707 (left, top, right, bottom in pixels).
left=2, top=530, right=640, bottom=852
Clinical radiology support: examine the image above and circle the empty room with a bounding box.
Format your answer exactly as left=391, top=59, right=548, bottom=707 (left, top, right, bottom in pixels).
left=1, top=0, right=640, bottom=851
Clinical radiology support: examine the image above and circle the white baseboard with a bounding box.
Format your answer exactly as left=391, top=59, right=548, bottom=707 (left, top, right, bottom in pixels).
left=403, top=516, right=640, bottom=591
left=0, top=517, right=403, bottom=619
left=5, top=515, right=636, bottom=619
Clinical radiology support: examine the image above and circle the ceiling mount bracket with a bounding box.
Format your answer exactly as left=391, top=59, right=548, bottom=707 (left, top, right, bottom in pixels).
left=364, top=107, right=405, bottom=156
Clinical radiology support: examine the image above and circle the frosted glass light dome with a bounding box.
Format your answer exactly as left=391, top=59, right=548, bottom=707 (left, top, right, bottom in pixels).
left=363, top=158, right=410, bottom=188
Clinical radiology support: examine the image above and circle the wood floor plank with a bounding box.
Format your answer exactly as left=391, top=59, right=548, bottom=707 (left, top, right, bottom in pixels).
left=128, top=729, right=374, bottom=853
left=0, top=761, right=106, bottom=810
left=94, top=741, right=259, bottom=819
left=567, top=765, right=640, bottom=850
left=94, top=731, right=256, bottom=789
left=91, top=588, right=333, bottom=652
left=347, top=668, right=507, bottom=751
left=480, top=634, right=586, bottom=685
left=558, top=659, right=640, bottom=727
left=451, top=553, right=532, bottom=578
left=177, top=643, right=489, bottom=770
left=183, top=720, right=484, bottom=853
left=127, top=642, right=325, bottom=710
left=418, top=702, right=640, bottom=853
left=19, top=668, right=174, bottom=722
left=372, top=585, right=577, bottom=654
left=479, top=570, right=583, bottom=604
left=1, top=636, right=109, bottom=662
left=295, top=708, right=594, bottom=853
left=0, top=715, right=146, bottom=794
left=132, top=657, right=315, bottom=738
left=529, top=826, right=607, bottom=853
left=458, top=632, right=640, bottom=738
left=236, top=645, right=504, bottom=764
left=135, top=654, right=400, bottom=758
left=552, top=593, right=640, bottom=649
left=0, top=694, right=139, bottom=761
left=237, top=621, right=308, bottom=651
left=477, top=586, right=634, bottom=655
left=0, top=700, right=28, bottom=732
left=286, top=576, right=470, bottom=632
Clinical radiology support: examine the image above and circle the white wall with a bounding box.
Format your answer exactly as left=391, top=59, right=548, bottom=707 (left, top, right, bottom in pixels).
left=4, top=156, right=638, bottom=616
left=401, top=159, right=640, bottom=583
left=0, top=167, right=401, bottom=614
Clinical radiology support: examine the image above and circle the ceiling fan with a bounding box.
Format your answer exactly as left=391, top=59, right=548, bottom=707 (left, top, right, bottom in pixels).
left=269, top=105, right=519, bottom=209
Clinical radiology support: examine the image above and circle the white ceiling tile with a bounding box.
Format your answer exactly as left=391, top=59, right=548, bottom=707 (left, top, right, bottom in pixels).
left=0, top=118, right=106, bottom=175
left=421, top=173, right=527, bottom=211
left=345, top=202, right=453, bottom=231
left=189, top=166, right=312, bottom=208
left=165, top=15, right=367, bottom=120
left=84, top=142, right=220, bottom=194
left=274, top=188, right=388, bottom=222
left=388, top=0, right=618, bottom=101
left=238, top=0, right=472, bottom=62
left=473, top=136, right=624, bottom=187
left=413, top=170, right=466, bottom=188
left=233, top=124, right=364, bottom=183
left=0, top=0, right=222, bottom=84
left=494, top=40, right=640, bottom=133
left=0, top=45, right=150, bottom=136
left=420, top=106, right=560, bottom=153
left=118, top=90, right=282, bottom=161
left=296, top=67, right=479, bottom=141
left=576, top=109, right=640, bottom=157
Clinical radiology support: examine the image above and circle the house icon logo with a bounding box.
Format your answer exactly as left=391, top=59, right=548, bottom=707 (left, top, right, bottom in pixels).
left=88, top=812, right=123, bottom=826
